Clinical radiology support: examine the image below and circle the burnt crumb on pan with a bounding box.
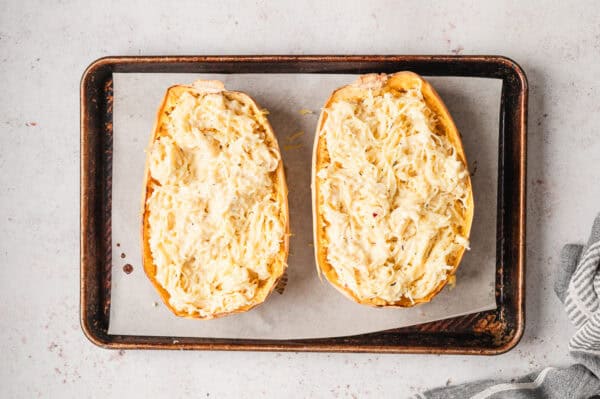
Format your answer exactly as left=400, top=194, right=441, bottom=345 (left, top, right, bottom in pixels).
left=474, top=313, right=505, bottom=339
left=470, top=160, right=478, bottom=177
left=25, top=121, right=37, bottom=127
left=120, top=253, right=126, bottom=259
left=116, top=242, right=120, bottom=247
left=274, top=272, right=288, bottom=294
left=122, top=264, right=134, bottom=274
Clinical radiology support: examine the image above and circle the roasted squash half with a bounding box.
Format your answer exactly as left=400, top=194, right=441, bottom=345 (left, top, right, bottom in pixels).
left=312, top=72, right=473, bottom=307
left=142, top=80, right=289, bottom=319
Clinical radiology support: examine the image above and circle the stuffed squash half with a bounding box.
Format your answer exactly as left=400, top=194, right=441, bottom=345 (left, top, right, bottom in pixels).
left=142, top=80, right=289, bottom=319
left=312, top=72, right=473, bottom=307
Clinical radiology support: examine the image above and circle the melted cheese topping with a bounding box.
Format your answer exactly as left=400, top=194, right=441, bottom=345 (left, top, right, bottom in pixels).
left=147, top=90, right=285, bottom=317
left=317, top=86, right=470, bottom=303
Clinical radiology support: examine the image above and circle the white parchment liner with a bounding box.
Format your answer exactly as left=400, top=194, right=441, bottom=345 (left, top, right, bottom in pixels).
left=109, top=73, right=500, bottom=339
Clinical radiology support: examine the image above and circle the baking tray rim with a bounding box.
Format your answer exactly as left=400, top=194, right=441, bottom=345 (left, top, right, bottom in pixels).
left=80, top=54, right=527, bottom=354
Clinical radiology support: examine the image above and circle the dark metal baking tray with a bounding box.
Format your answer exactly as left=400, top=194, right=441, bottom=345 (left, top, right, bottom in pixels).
left=80, top=55, right=527, bottom=353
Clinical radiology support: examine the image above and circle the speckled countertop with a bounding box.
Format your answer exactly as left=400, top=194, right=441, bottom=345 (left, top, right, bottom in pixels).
left=2, top=1, right=600, bottom=397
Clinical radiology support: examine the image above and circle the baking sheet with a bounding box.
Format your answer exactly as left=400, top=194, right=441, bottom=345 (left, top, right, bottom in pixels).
left=109, top=73, right=500, bottom=339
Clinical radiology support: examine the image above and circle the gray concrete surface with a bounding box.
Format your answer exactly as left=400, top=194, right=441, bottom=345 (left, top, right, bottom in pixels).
left=1, top=0, right=599, bottom=397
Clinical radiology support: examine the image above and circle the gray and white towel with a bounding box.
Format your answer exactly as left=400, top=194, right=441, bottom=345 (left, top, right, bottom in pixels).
left=417, top=214, right=600, bottom=398
left=557, top=214, right=600, bottom=377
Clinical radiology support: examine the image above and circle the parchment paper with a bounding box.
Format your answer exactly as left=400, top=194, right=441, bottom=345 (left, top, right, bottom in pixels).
left=109, top=73, right=501, bottom=339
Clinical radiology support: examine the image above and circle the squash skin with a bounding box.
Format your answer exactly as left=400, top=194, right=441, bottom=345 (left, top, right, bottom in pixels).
left=141, top=80, right=290, bottom=319
left=311, top=72, right=474, bottom=307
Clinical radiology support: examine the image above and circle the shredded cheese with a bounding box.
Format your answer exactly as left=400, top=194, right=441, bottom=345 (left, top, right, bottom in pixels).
left=283, top=144, right=302, bottom=151
left=317, top=85, right=470, bottom=303
left=287, top=130, right=305, bottom=142
left=147, top=90, right=285, bottom=317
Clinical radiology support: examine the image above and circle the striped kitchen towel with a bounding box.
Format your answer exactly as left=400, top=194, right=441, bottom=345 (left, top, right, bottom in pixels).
left=558, top=213, right=600, bottom=379
left=416, top=214, right=600, bottom=398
